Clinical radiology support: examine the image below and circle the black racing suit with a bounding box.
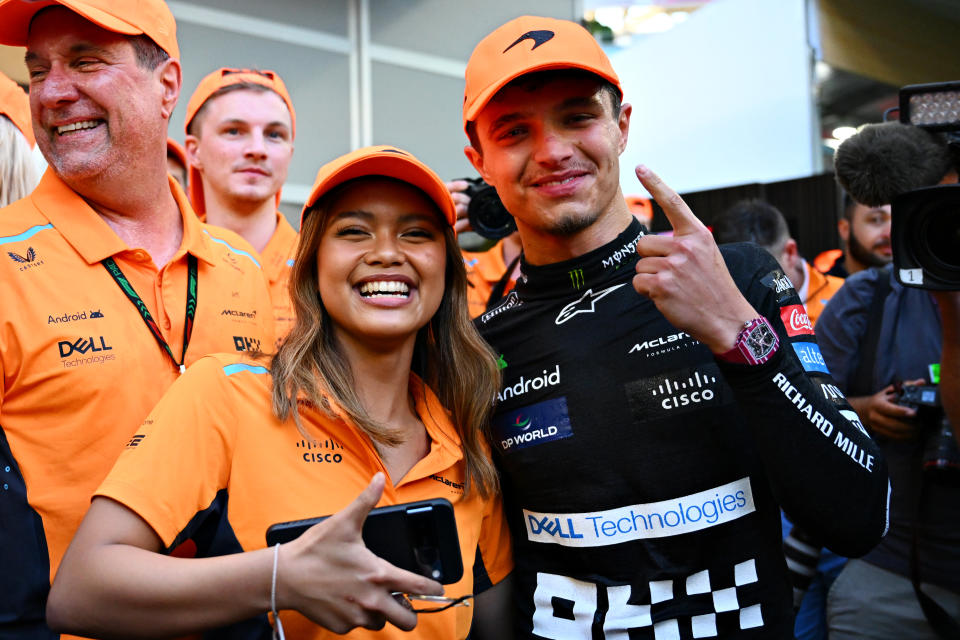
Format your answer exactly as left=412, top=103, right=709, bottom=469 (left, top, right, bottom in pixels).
left=477, top=219, right=890, bottom=639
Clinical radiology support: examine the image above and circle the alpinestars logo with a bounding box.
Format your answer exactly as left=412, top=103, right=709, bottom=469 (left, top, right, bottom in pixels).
left=503, top=29, right=555, bottom=53
left=7, top=247, right=44, bottom=271
left=555, top=283, right=626, bottom=325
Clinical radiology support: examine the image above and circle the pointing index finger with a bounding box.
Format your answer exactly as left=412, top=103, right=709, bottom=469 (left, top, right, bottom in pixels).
left=635, top=165, right=705, bottom=235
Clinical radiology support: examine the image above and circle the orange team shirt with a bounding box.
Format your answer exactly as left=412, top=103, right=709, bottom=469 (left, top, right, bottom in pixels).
left=0, top=169, right=274, bottom=617
left=97, top=353, right=513, bottom=640
left=462, top=240, right=516, bottom=319
left=802, top=260, right=844, bottom=327
left=258, top=212, right=298, bottom=344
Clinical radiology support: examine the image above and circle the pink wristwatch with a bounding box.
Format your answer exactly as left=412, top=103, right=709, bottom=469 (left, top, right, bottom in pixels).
left=716, top=317, right=779, bottom=365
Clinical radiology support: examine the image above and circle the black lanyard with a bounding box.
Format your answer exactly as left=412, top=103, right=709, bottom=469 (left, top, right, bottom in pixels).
left=102, top=254, right=198, bottom=373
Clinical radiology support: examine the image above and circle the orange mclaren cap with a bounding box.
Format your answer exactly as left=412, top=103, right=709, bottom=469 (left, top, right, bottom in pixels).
left=184, top=68, right=296, bottom=216
left=0, top=71, right=33, bottom=147
left=0, top=0, right=179, bottom=59
left=463, top=15, right=621, bottom=129
left=302, top=146, right=456, bottom=230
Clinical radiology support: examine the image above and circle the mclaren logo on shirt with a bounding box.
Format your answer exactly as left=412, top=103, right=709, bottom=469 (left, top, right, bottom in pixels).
left=555, top=283, right=626, bottom=325
left=626, top=363, right=734, bottom=418
left=221, top=308, right=258, bottom=320
left=628, top=330, right=698, bottom=358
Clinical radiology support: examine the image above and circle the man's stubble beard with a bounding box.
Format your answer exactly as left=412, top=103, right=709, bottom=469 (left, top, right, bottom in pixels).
left=848, top=228, right=891, bottom=268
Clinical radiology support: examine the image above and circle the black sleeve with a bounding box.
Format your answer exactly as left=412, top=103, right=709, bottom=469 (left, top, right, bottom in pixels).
left=715, top=243, right=889, bottom=558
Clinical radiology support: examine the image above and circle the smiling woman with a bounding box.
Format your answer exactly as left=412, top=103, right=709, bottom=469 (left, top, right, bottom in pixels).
left=46, top=146, right=513, bottom=640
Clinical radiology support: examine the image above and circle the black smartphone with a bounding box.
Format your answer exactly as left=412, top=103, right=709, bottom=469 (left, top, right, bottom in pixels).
left=265, top=498, right=463, bottom=584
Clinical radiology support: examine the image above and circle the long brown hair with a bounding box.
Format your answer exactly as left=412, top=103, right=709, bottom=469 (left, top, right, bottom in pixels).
left=271, top=177, right=501, bottom=498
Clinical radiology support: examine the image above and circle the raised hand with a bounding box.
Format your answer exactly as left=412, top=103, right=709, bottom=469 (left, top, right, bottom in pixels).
left=632, top=165, right=759, bottom=354
left=446, top=179, right=473, bottom=235
left=277, top=473, right=444, bottom=633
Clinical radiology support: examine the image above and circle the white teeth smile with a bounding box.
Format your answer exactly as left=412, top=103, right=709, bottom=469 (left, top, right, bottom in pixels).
left=359, top=281, right=410, bottom=297
left=56, top=120, right=100, bottom=135
left=540, top=176, right=577, bottom=187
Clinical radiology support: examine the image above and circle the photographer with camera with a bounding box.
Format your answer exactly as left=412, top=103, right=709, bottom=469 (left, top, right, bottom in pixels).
left=448, top=178, right=523, bottom=317
left=816, top=121, right=960, bottom=639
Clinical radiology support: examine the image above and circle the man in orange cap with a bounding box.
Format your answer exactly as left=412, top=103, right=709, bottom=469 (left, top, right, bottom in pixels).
left=0, top=0, right=274, bottom=634
left=183, top=68, right=298, bottom=340
left=462, top=16, right=889, bottom=639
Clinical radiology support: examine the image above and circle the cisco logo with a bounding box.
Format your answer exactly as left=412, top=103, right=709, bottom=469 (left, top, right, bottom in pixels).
left=651, top=370, right=719, bottom=410
left=627, top=364, right=733, bottom=419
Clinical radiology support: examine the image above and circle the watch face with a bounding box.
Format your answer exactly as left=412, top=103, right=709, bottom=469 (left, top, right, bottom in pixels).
left=746, top=322, right=777, bottom=359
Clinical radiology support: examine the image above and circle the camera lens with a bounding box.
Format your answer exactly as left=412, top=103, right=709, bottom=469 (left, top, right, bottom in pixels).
left=925, top=206, right=960, bottom=270
left=911, top=196, right=960, bottom=280
left=894, top=184, right=960, bottom=288
left=465, top=181, right=517, bottom=240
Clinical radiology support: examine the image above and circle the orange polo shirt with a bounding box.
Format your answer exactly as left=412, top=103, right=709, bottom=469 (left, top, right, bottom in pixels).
left=0, top=169, right=274, bottom=630
left=260, top=212, right=298, bottom=343
left=97, top=353, right=513, bottom=640
left=462, top=240, right=516, bottom=319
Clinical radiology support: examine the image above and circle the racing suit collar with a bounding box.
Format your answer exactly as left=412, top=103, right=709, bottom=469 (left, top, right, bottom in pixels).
left=516, top=218, right=646, bottom=300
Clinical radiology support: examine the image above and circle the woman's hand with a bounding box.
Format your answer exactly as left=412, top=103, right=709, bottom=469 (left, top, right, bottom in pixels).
left=277, top=473, right=444, bottom=633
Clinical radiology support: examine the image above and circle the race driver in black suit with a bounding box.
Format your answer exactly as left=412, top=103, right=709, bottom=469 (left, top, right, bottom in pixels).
left=460, top=15, right=890, bottom=640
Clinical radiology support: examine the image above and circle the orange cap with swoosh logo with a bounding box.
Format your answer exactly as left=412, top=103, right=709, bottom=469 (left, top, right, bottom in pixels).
left=184, top=68, right=296, bottom=216
left=302, top=145, right=456, bottom=230
left=0, top=0, right=179, bottom=59
left=0, top=70, right=33, bottom=146
left=462, top=15, right=621, bottom=130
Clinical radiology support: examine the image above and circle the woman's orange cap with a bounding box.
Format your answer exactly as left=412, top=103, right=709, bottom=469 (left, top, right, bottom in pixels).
left=301, top=146, right=456, bottom=231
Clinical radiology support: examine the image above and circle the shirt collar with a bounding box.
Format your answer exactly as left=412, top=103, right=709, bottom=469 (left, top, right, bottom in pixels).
left=31, top=169, right=217, bottom=266
left=261, top=212, right=299, bottom=283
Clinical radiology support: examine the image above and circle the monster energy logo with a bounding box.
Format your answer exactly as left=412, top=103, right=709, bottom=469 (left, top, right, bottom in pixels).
left=568, top=268, right=585, bottom=290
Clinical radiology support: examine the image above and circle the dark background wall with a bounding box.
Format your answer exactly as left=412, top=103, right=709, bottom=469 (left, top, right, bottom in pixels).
left=649, top=173, right=842, bottom=260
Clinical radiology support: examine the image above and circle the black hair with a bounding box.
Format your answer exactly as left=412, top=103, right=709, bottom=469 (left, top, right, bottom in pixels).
left=712, top=199, right=789, bottom=252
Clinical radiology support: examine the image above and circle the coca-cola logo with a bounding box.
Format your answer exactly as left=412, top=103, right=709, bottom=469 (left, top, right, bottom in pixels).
left=779, top=304, right=814, bottom=337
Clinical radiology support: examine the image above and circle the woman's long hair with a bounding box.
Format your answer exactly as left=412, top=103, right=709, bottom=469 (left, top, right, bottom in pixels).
left=271, top=177, right=501, bottom=498
left=0, top=116, right=38, bottom=207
